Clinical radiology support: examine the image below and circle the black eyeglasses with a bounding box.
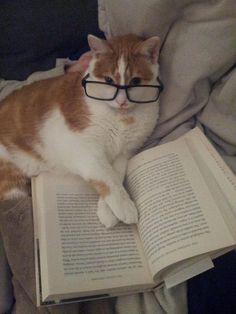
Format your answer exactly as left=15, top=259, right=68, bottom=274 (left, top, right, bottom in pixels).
left=81, top=74, right=164, bottom=104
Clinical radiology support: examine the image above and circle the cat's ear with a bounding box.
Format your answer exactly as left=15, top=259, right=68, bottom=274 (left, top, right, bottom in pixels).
left=87, top=35, right=111, bottom=54
left=138, top=36, right=160, bottom=64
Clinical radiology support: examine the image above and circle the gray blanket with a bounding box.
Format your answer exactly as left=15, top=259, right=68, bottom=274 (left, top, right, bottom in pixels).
left=1, top=0, right=236, bottom=313
left=99, top=0, right=236, bottom=169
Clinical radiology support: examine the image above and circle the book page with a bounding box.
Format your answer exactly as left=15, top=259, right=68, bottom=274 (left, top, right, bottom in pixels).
left=33, top=173, right=153, bottom=302
left=126, top=134, right=236, bottom=278
left=164, top=257, right=214, bottom=288
left=183, top=130, right=236, bottom=241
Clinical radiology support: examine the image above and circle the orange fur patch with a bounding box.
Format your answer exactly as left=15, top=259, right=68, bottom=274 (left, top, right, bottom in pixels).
left=89, top=179, right=110, bottom=198
left=0, top=72, right=90, bottom=157
left=121, top=116, right=135, bottom=125
left=0, top=160, right=29, bottom=199
left=0, top=72, right=90, bottom=197
left=93, top=34, right=154, bottom=84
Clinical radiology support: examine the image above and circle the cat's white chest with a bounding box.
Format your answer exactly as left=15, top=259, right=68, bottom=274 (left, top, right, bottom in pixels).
left=103, top=115, right=134, bottom=156
left=88, top=103, right=159, bottom=161
left=35, top=102, right=158, bottom=176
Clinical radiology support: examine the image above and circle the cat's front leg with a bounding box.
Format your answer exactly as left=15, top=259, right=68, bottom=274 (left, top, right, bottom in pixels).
left=71, top=153, right=138, bottom=225
left=97, top=198, right=118, bottom=228
left=97, top=154, right=128, bottom=228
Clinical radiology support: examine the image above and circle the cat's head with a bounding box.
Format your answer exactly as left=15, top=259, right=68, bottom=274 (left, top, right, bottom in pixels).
left=85, top=34, right=161, bottom=113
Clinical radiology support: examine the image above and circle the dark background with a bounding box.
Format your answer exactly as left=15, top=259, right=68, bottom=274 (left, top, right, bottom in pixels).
left=0, top=0, right=103, bottom=80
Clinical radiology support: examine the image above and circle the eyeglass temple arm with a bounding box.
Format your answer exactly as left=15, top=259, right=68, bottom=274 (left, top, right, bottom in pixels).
left=81, top=73, right=90, bottom=86
left=157, top=77, right=164, bottom=90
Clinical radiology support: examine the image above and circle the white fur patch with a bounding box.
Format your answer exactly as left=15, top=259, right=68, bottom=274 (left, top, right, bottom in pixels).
left=0, top=142, right=45, bottom=177
left=11, top=150, right=45, bottom=177
left=0, top=144, right=10, bottom=160
left=88, top=58, right=96, bottom=78
left=117, top=55, right=126, bottom=85
left=38, top=108, right=90, bottom=173
left=4, top=188, right=28, bottom=200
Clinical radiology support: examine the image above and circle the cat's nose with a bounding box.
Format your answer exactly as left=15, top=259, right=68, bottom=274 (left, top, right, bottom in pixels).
left=116, top=90, right=127, bottom=106
left=119, top=102, right=128, bottom=108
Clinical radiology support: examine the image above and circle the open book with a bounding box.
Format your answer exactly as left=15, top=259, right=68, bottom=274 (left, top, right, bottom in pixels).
left=32, top=128, right=236, bottom=306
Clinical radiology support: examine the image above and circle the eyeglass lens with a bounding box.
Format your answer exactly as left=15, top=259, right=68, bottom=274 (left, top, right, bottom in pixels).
left=86, top=82, right=117, bottom=100
left=85, top=82, right=160, bottom=102
left=127, top=86, right=159, bottom=102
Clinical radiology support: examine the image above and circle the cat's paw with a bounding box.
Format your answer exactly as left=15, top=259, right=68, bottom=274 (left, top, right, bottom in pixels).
left=97, top=198, right=119, bottom=228
left=110, top=195, right=139, bottom=225
left=121, top=198, right=139, bottom=224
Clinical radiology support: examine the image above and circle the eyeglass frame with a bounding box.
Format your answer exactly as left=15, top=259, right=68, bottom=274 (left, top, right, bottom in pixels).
left=81, top=74, right=164, bottom=104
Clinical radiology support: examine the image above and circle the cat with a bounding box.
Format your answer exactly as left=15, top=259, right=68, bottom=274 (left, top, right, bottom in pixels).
left=0, top=34, right=161, bottom=228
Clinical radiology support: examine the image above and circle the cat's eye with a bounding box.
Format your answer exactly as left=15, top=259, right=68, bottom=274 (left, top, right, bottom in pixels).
left=82, top=73, right=164, bottom=103
left=104, top=76, right=114, bottom=84
left=130, top=77, right=141, bottom=85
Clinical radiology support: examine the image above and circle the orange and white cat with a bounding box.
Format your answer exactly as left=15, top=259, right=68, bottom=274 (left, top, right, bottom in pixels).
left=0, top=34, right=161, bottom=228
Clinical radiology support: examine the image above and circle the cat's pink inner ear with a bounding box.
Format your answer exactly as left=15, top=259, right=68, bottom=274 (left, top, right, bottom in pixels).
left=87, top=34, right=111, bottom=54
left=138, top=36, right=160, bottom=64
